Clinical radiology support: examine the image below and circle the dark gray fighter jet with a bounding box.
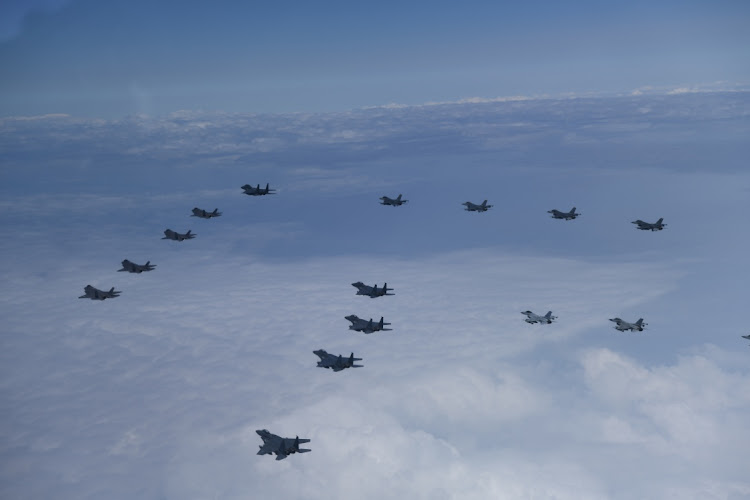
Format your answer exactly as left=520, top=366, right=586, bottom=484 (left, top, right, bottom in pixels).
left=256, top=430, right=310, bottom=460
left=118, top=259, right=156, bottom=273
left=462, top=200, right=492, bottom=212
left=191, top=207, right=222, bottom=219
left=313, top=350, right=363, bottom=371
left=632, top=218, right=666, bottom=231
left=741, top=334, right=750, bottom=345
left=345, top=315, right=392, bottom=333
left=522, top=310, right=557, bottom=324
left=352, top=281, right=394, bottom=298
left=79, top=285, right=121, bottom=300
left=380, top=194, right=408, bottom=206
left=610, top=317, right=647, bottom=332
left=548, top=207, right=580, bottom=220
left=162, top=229, right=195, bottom=241
left=242, top=183, right=276, bottom=196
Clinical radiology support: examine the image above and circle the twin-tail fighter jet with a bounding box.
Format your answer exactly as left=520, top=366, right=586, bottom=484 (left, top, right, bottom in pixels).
left=117, top=259, right=156, bottom=273
left=352, top=281, right=394, bottom=298
left=345, top=315, right=392, bottom=334
left=242, top=183, right=276, bottom=196
left=462, top=200, right=492, bottom=212
left=256, top=430, right=311, bottom=460
left=548, top=207, right=580, bottom=220
left=632, top=218, right=666, bottom=231
left=313, top=350, right=363, bottom=371
left=191, top=207, right=222, bottom=219
left=380, top=194, right=408, bottom=206
left=610, top=317, right=647, bottom=332
left=162, top=229, right=195, bottom=241
left=79, top=285, right=121, bottom=300
left=522, top=310, right=557, bottom=324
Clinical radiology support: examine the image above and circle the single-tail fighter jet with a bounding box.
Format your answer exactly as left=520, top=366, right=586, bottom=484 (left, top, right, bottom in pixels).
left=632, top=218, right=666, bottom=231
left=242, top=183, right=276, bottom=196
left=522, top=310, right=557, bottom=324
left=352, top=281, right=394, bottom=298
left=117, top=259, right=156, bottom=273
left=380, top=194, right=408, bottom=206
left=548, top=207, right=580, bottom=220
left=256, top=430, right=310, bottom=460
left=462, top=200, right=492, bottom=212
left=313, top=350, right=363, bottom=371
left=191, top=207, right=222, bottom=219
left=162, top=229, right=195, bottom=241
left=345, top=315, right=392, bottom=334
left=609, top=317, right=647, bottom=332
left=79, top=285, right=121, bottom=300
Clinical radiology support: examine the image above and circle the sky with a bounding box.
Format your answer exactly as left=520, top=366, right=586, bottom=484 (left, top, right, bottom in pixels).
left=1, top=2, right=750, bottom=500
left=0, top=0, right=749, bottom=116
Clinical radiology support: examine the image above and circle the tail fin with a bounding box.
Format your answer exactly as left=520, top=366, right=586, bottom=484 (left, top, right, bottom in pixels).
left=145, top=261, right=150, bottom=266
left=186, top=230, right=192, bottom=236
left=109, top=287, right=115, bottom=293
left=636, top=318, right=644, bottom=326
left=212, top=209, right=218, bottom=215
left=482, top=200, right=488, bottom=207
left=265, top=183, right=270, bottom=192
left=396, top=194, right=402, bottom=201
left=570, top=207, right=576, bottom=213
left=656, top=218, right=663, bottom=224
left=348, top=353, right=355, bottom=365
left=544, top=311, right=552, bottom=319
left=379, top=317, right=384, bottom=329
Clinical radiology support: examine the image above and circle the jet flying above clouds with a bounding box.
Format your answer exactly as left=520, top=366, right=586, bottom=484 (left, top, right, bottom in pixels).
left=522, top=310, right=557, bottom=324
left=352, top=281, right=394, bottom=298
left=162, top=229, right=195, bottom=241
left=78, top=285, right=121, bottom=300
left=313, top=350, right=363, bottom=371
left=242, top=183, right=276, bottom=196
left=256, top=430, right=310, bottom=460
left=380, top=194, right=408, bottom=206
left=345, top=315, right=392, bottom=334
left=117, top=259, right=156, bottom=273
left=610, top=317, right=647, bottom=332
left=462, top=200, right=492, bottom=212
left=191, top=207, right=222, bottom=219
left=548, top=207, right=580, bottom=220
left=632, top=218, right=666, bottom=231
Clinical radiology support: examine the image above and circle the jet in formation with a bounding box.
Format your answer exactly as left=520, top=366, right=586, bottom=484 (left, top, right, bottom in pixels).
left=352, top=281, right=394, bottom=298
left=162, top=229, right=195, bottom=241
left=610, top=317, right=647, bottom=332
left=242, top=183, right=276, bottom=196
left=256, top=430, right=311, bottom=460
left=548, top=207, right=580, bottom=220
left=522, top=310, right=557, bottom=324
left=79, top=285, right=121, bottom=300
left=380, top=194, right=408, bottom=206
left=741, top=334, right=750, bottom=345
left=313, top=350, right=363, bottom=371
left=632, top=218, right=666, bottom=231
left=462, top=200, right=492, bottom=212
left=117, top=259, right=156, bottom=273
left=191, top=207, right=222, bottom=219
left=345, top=315, right=392, bottom=333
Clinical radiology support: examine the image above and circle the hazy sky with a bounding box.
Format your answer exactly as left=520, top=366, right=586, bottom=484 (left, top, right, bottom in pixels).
left=1, top=0, right=749, bottom=116
left=2, top=2, right=750, bottom=499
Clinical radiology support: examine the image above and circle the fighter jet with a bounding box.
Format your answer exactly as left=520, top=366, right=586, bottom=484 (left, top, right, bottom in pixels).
left=313, top=350, right=363, bottom=372
left=345, top=315, right=392, bottom=334
left=352, top=281, right=394, bottom=298
left=256, top=430, right=311, bottom=461
left=162, top=229, right=195, bottom=241
left=191, top=207, right=222, bottom=219
left=609, top=317, right=647, bottom=332
left=632, top=218, right=666, bottom=231
left=548, top=207, right=580, bottom=220
left=117, top=259, right=156, bottom=273
left=522, top=310, right=557, bottom=324
left=380, top=194, right=408, bottom=206
left=242, top=183, right=276, bottom=196
left=741, top=334, right=750, bottom=344
left=78, top=285, right=121, bottom=300
left=462, top=200, right=492, bottom=212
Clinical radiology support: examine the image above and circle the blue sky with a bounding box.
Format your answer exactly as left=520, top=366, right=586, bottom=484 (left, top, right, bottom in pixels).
left=1, top=0, right=749, bottom=116
left=2, top=1, right=750, bottom=499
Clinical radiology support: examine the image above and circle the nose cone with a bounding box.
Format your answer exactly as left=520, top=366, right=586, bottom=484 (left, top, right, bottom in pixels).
left=345, top=315, right=356, bottom=321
